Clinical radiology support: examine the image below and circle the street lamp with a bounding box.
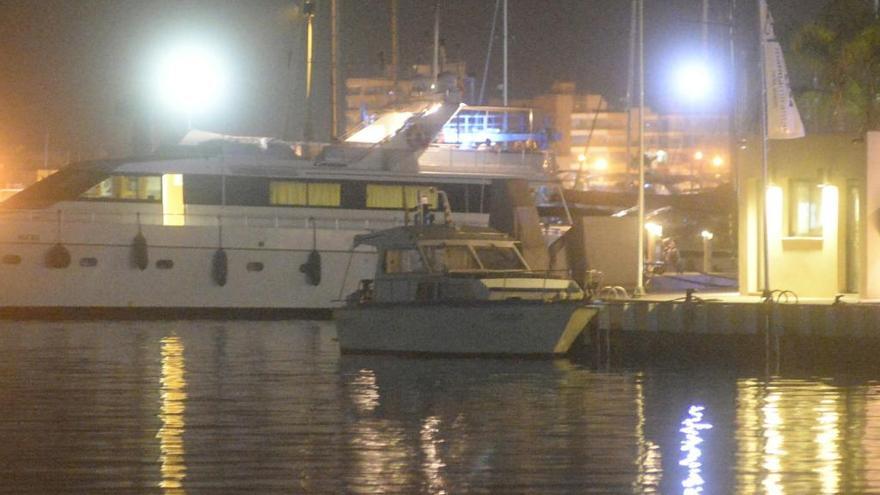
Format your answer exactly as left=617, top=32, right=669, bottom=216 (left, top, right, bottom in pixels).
left=673, top=60, right=716, bottom=104
left=701, top=230, right=714, bottom=273
left=155, top=42, right=228, bottom=129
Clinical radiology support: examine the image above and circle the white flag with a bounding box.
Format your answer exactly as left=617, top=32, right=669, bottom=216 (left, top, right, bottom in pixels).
left=761, top=0, right=805, bottom=139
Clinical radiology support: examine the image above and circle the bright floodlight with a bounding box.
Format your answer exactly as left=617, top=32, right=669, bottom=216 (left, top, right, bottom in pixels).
left=674, top=62, right=713, bottom=102
left=156, top=43, right=228, bottom=117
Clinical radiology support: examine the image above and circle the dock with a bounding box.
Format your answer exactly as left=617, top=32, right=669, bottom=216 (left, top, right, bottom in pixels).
left=586, top=291, right=880, bottom=368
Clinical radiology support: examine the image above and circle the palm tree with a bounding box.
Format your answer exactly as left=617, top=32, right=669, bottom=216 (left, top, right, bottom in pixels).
left=790, top=0, right=880, bottom=133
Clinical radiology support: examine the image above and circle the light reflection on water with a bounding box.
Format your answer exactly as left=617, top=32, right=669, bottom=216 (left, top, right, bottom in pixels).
left=1, top=321, right=880, bottom=493
left=679, top=405, right=711, bottom=494
left=158, top=335, right=186, bottom=493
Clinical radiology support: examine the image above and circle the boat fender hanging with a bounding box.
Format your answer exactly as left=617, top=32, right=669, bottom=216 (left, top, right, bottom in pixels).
left=300, top=217, right=321, bottom=286
left=300, top=250, right=322, bottom=286
left=131, top=232, right=149, bottom=270
left=45, top=243, right=71, bottom=269
left=405, top=124, right=431, bottom=150
left=212, top=248, right=228, bottom=287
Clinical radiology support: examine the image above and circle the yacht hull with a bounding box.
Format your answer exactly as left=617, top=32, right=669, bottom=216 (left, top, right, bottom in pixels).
left=334, top=301, right=598, bottom=356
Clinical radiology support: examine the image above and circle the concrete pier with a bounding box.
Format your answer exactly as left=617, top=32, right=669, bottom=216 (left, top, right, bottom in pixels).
left=587, top=293, right=880, bottom=367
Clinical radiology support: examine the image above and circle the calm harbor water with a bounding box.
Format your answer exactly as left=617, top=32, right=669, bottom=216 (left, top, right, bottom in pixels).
left=0, top=320, right=878, bottom=494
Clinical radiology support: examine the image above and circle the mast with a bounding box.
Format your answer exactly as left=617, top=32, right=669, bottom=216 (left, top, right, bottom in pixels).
left=432, top=2, right=440, bottom=81
left=479, top=0, right=501, bottom=105
left=757, top=0, right=770, bottom=295
left=300, top=1, right=316, bottom=140
left=390, top=0, right=399, bottom=84
left=635, top=0, right=646, bottom=297
left=626, top=0, right=636, bottom=191
left=502, top=0, right=508, bottom=105
left=701, top=0, right=709, bottom=56
left=305, top=1, right=315, bottom=100
left=330, top=0, right=339, bottom=140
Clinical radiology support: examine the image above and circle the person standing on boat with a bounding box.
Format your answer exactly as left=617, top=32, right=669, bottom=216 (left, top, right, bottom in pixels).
left=416, top=193, right=434, bottom=225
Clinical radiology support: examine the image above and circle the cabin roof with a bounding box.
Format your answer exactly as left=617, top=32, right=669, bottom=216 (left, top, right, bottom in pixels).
left=353, top=224, right=512, bottom=249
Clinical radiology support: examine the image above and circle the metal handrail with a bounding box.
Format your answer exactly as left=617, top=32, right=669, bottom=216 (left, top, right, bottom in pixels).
left=0, top=208, right=422, bottom=232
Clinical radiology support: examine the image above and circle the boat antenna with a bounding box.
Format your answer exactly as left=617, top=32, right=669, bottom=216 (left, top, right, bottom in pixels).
left=434, top=188, right=453, bottom=226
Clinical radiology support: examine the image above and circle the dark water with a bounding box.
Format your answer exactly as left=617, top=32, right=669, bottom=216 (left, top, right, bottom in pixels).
left=0, top=321, right=878, bottom=494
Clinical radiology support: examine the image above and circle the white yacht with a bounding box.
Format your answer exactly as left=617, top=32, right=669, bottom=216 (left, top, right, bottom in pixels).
left=0, top=101, right=564, bottom=318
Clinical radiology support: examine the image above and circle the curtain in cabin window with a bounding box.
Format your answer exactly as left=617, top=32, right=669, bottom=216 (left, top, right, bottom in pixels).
left=367, top=184, right=438, bottom=209
left=307, top=183, right=340, bottom=207
left=270, top=181, right=308, bottom=205
left=367, top=184, right=403, bottom=208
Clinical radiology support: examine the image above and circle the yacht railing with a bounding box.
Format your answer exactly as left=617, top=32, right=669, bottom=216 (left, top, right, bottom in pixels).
left=418, top=145, right=549, bottom=175
left=0, top=209, right=431, bottom=232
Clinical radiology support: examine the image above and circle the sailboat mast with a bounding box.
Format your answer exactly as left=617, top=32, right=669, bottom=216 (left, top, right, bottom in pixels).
left=305, top=2, right=315, bottom=99
left=757, top=0, right=770, bottom=295
left=432, top=2, right=440, bottom=81
left=626, top=0, right=636, bottom=189
left=330, top=0, right=339, bottom=139
left=479, top=0, right=500, bottom=105
left=635, top=0, right=646, bottom=297
left=391, top=0, right=399, bottom=83
left=502, top=0, right=508, bottom=105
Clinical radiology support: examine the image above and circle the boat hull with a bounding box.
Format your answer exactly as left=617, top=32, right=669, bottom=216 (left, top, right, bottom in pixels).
left=334, top=301, right=598, bottom=356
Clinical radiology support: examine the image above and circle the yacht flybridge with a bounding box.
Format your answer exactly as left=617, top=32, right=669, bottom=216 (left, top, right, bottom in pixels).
left=0, top=100, right=565, bottom=318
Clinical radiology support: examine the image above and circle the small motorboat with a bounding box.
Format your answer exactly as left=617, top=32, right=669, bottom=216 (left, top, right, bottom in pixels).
left=335, top=194, right=598, bottom=356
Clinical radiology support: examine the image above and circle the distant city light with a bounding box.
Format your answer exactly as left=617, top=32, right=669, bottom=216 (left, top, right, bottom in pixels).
left=594, top=158, right=608, bottom=170
left=712, top=155, right=724, bottom=167
left=155, top=42, right=229, bottom=121
left=701, top=230, right=714, bottom=240
left=674, top=61, right=713, bottom=102
left=654, top=150, right=668, bottom=163
left=694, top=150, right=704, bottom=160
left=578, top=153, right=586, bottom=162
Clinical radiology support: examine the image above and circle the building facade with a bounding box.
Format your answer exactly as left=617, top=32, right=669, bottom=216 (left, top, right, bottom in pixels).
left=737, top=133, right=872, bottom=298
left=530, top=82, right=729, bottom=193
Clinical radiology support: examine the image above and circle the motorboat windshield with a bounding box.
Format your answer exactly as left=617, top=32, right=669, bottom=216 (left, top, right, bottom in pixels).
left=420, top=242, right=527, bottom=273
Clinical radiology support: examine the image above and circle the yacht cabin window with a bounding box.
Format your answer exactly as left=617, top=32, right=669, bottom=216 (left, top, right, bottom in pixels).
left=422, top=244, right=481, bottom=272
left=366, top=184, right=438, bottom=209
left=383, top=249, right=426, bottom=274
left=270, top=181, right=341, bottom=207
left=80, top=175, right=162, bottom=201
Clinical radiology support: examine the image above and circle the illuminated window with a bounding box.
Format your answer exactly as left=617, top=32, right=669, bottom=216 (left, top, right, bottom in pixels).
left=270, top=181, right=307, bottom=205
left=81, top=175, right=162, bottom=201
left=162, top=174, right=185, bottom=226
left=366, top=184, right=437, bottom=209
left=790, top=180, right=823, bottom=236
left=307, top=183, right=341, bottom=207
left=270, top=181, right=340, bottom=207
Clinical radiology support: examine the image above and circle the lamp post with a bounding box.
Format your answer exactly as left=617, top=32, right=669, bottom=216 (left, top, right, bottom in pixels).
left=701, top=230, right=714, bottom=273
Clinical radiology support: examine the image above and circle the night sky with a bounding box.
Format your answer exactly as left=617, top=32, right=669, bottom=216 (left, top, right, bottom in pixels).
left=0, top=0, right=828, bottom=158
